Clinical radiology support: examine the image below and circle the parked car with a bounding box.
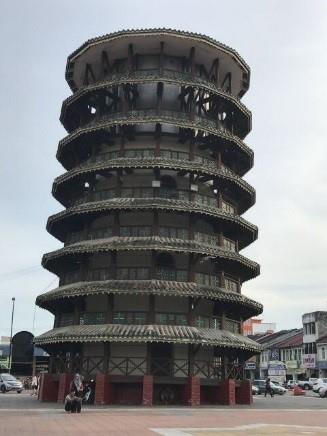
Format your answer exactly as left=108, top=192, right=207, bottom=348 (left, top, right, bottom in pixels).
left=318, top=386, right=327, bottom=398
left=297, top=378, right=317, bottom=390
left=0, top=373, right=23, bottom=393
left=253, top=380, right=286, bottom=395
left=312, top=378, right=327, bottom=394
left=286, top=380, right=298, bottom=389
left=270, top=381, right=287, bottom=395
left=252, top=384, right=259, bottom=395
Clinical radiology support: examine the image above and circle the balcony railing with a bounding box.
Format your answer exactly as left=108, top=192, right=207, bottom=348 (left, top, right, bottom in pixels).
left=51, top=355, right=244, bottom=379
left=71, top=188, right=227, bottom=210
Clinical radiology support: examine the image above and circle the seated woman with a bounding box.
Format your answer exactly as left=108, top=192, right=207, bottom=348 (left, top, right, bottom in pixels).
left=64, top=389, right=82, bottom=413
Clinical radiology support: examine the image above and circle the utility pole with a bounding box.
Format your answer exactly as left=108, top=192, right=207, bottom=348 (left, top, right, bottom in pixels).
left=8, top=297, right=15, bottom=374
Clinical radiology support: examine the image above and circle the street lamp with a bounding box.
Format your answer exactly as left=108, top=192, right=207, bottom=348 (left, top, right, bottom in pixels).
left=8, top=297, right=15, bottom=374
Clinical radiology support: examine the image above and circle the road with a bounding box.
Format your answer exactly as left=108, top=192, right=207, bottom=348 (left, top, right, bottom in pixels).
left=0, top=390, right=326, bottom=435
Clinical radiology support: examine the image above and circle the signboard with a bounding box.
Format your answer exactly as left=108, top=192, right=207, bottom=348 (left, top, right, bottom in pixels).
left=268, top=361, right=287, bottom=384
left=245, top=362, right=256, bottom=370
left=268, top=361, right=287, bottom=376
left=0, top=357, right=9, bottom=369
left=285, top=360, right=298, bottom=370
left=302, top=354, right=316, bottom=369
left=317, top=360, right=327, bottom=370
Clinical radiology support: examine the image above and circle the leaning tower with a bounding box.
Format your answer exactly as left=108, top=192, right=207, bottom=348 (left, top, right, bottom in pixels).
left=35, top=29, right=262, bottom=406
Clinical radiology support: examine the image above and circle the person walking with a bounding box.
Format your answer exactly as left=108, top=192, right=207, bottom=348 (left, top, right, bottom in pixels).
left=264, top=377, right=274, bottom=397
left=31, top=374, right=38, bottom=396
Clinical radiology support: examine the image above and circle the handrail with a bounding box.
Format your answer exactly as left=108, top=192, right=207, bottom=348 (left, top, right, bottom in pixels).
left=57, top=109, right=253, bottom=160
left=61, top=69, right=251, bottom=118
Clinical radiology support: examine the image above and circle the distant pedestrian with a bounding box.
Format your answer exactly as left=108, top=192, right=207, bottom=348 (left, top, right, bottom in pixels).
left=264, top=377, right=274, bottom=397
left=31, top=374, right=38, bottom=396
left=64, top=389, right=82, bottom=413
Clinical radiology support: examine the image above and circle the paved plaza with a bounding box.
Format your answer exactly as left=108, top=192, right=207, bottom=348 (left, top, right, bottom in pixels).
left=0, top=391, right=326, bottom=435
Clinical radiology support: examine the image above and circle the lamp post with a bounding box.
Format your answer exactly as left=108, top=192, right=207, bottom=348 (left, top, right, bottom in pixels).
left=8, top=297, right=15, bottom=374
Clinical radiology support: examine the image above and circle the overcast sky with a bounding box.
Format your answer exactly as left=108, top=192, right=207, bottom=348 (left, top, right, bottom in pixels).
left=1, top=0, right=326, bottom=337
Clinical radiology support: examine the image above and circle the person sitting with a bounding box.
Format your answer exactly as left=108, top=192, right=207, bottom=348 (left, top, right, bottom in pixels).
left=64, top=390, right=82, bottom=413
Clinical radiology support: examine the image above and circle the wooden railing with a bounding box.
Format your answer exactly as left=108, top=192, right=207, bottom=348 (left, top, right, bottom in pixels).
left=50, top=355, right=244, bottom=380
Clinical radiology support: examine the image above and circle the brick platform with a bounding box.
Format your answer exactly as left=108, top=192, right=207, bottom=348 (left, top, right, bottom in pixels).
left=38, top=374, right=58, bottom=402
left=142, top=375, right=153, bottom=406
left=57, top=373, right=73, bottom=403
left=217, top=379, right=236, bottom=405
left=95, top=373, right=112, bottom=405
left=184, top=376, right=200, bottom=406
left=236, top=379, right=253, bottom=405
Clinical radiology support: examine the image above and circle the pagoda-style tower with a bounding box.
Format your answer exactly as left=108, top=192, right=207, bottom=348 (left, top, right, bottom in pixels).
left=35, top=29, right=262, bottom=406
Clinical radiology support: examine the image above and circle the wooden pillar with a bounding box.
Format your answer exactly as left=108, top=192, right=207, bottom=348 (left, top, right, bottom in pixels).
left=128, top=43, right=134, bottom=71
left=189, top=47, right=195, bottom=78
left=119, top=131, right=125, bottom=157
left=157, top=82, right=163, bottom=115
left=103, top=343, right=110, bottom=373
left=148, top=295, right=155, bottom=324
left=189, top=139, right=195, bottom=161
left=73, top=299, right=82, bottom=325
left=189, top=173, right=195, bottom=203
left=218, top=232, right=224, bottom=248
left=188, top=215, right=194, bottom=241
left=188, top=344, right=195, bottom=376
left=109, top=251, right=117, bottom=280
left=116, top=169, right=122, bottom=197
left=153, top=210, right=159, bottom=236
left=221, top=310, right=226, bottom=330
left=188, top=297, right=195, bottom=327
left=106, top=294, right=114, bottom=324
left=217, top=150, right=222, bottom=169
left=215, top=58, right=220, bottom=86
left=155, top=124, right=161, bottom=157
left=218, top=192, right=223, bottom=209
left=159, top=42, right=164, bottom=75
left=113, top=211, right=120, bottom=236
left=150, top=250, right=155, bottom=280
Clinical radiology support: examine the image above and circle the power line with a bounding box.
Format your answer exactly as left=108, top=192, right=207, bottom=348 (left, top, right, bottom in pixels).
left=32, top=277, right=57, bottom=334
left=0, top=265, right=42, bottom=281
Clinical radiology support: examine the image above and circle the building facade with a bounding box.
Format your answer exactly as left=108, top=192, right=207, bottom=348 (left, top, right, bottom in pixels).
left=302, top=311, right=327, bottom=377
left=35, top=29, right=262, bottom=405
left=252, top=329, right=304, bottom=381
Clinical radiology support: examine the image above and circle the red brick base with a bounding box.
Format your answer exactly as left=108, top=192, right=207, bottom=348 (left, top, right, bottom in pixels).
left=142, top=375, right=153, bottom=406
left=38, top=373, right=59, bottom=402
left=217, top=379, right=236, bottom=405
left=57, top=373, right=73, bottom=403
left=184, top=376, right=200, bottom=406
left=236, top=379, right=253, bottom=404
left=95, top=373, right=112, bottom=405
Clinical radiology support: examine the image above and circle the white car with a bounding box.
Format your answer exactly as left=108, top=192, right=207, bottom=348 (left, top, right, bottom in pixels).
left=270, top=381, right=287, bottom=395
left=318, top=386, right=327, bottom=398
left=312, top=378, right=327, bottom=394
left=0, top=373, right=23, bottom=393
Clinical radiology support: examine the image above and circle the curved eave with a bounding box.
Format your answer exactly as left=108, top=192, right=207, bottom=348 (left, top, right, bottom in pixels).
left=56, top=111, right=253, bottom=173
left=47, top=198, right=258, bottom=248
left=36, top=279, right=263, bottom=319
left=66, top=28, right=250, bottom=95
left=52, top=158, right=255, bottom=214
left=42, top=236, right=260, bottom=281
left=34, top=324, right=261, bottom=353
left=60, top=71, right=251, bottom=137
